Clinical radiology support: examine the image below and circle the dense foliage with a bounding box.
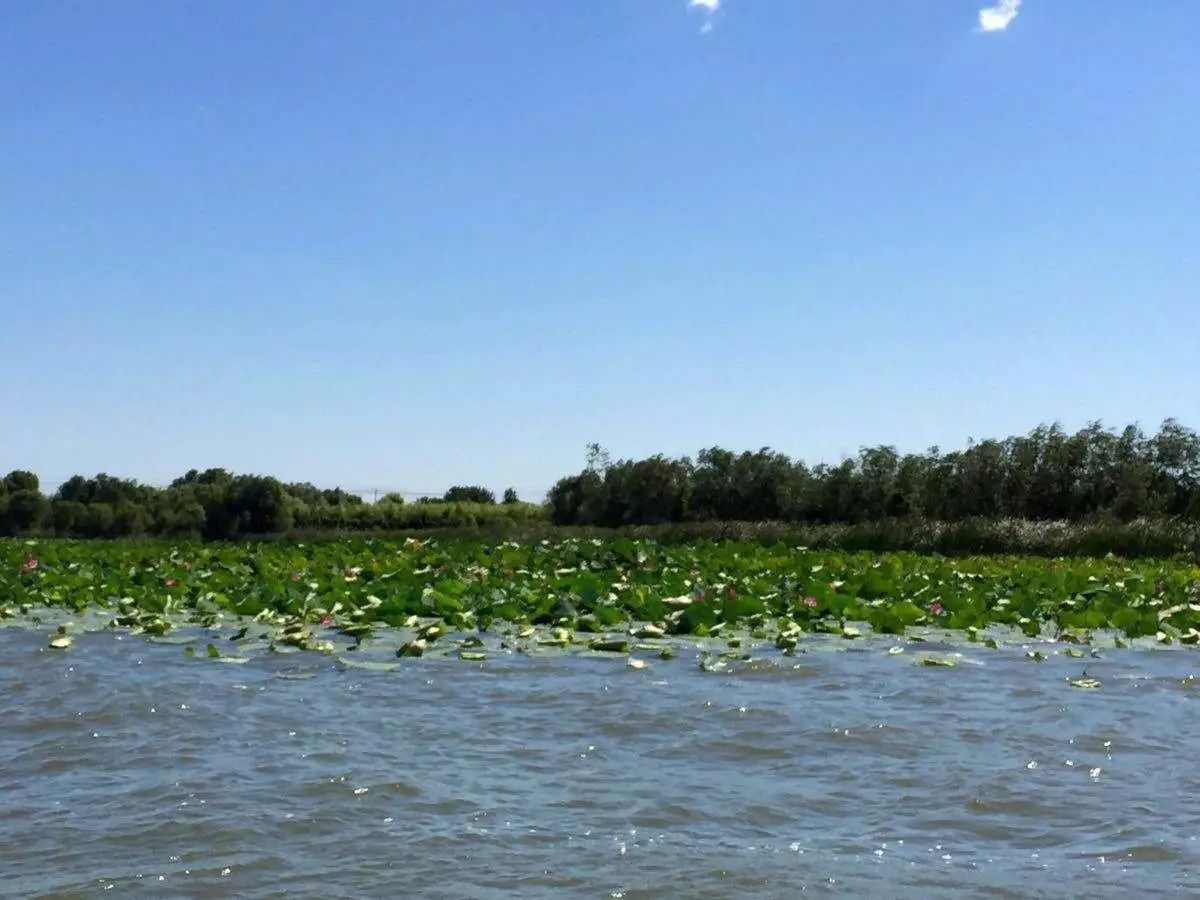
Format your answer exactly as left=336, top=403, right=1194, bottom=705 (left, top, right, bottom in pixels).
left=549, top=421, right=1200, bottom=526
left=441, top=485, right=496, bottom=504
left=547, top=517, right=1200, bottom=560
left=1, top=420, right=1197, bottom=544
left=0, top=468, right=542, bottom=540
left=5, top=538, right=1199, bottom=654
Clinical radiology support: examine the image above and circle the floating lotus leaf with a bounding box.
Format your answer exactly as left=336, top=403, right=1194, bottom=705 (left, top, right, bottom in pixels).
left=915, top=653, right=959, bottom=667
left=589, top=638, right=630, bottom=653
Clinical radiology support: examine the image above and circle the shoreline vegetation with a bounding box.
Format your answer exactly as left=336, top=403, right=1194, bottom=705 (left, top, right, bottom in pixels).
left=4, top=537, right=1199, bottom=663
left=285, top=519, right=1199, bottom=561
left=0, top=420, right=1196, bottom=558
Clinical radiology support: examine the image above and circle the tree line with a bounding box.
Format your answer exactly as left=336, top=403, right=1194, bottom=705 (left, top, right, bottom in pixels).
left=548, top=421, right=1200, bottom=526
left=0, top=469, right=531, bottom=540
left=2, top=420, right=1197, bottom=540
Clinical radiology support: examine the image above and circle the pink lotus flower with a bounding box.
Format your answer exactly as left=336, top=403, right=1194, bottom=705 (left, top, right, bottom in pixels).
left=727, top=587, right=737, bottom=599
left=803, top=596, right=818, bottom=608
left=164, top=578, right=178, bottom=588
left=319, top=614, right=333, bottom=626
left=20, top=556, right=38, bottom=575
left=929, top=601, right=945, bottom=616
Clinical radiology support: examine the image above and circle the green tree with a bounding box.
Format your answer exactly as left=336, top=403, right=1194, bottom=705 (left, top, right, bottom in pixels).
left=112, top=501, right=151, bottom=536
left=601, top=455, right=693, bottom=525
left=547, top=470, right=604, bottom=524
left=158, top=495, right=207, bottom=536
left=84, top=502, right=116, bottom=538
left=51, top=500, right=88, bottom=535
left=3, top=470, right=39, bottom=493
left=857, top=446, right=902, bottom=520
left=229, top=476, right=294, bottom=535
left=1, top=489, right=48, bottom=534
left=443, top=485, right=495, bottom=504
left=692, top=448, right=808, bottom=521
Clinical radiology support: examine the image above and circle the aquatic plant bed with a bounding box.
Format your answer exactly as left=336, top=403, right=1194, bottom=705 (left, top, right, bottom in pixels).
left=4, top=538, right=1199, bottom=663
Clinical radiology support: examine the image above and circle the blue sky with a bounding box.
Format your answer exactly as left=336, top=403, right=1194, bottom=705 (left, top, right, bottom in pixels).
left=2, top=1, right=1197, bottom=498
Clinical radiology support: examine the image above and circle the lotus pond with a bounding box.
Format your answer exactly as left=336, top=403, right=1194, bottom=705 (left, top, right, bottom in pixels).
left=7, top=537, right=1200, bottom=895
left=4, top=537, right=1200, bottom=663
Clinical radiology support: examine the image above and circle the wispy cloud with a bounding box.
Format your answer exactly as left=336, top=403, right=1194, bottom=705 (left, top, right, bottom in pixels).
left=978, top=0, right=1022, bottom=32
left=688, top=0, right=720, bottom=33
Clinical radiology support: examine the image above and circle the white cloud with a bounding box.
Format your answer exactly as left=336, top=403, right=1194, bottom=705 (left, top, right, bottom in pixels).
left=978, top=0, right=1021, bottom=32
left=688, top=0, right=720, bottom=32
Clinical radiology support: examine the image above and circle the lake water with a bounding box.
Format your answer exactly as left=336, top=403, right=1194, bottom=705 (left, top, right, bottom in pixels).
left=3, top=626, right=1199, bottom=897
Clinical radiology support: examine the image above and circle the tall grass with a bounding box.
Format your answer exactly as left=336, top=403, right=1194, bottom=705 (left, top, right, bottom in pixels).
left=376, top=517, right=1198, bottom=560
left=286, top=500, right=546, bottom=537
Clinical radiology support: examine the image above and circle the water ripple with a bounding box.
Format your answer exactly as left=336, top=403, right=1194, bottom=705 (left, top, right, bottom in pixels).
left=3, top=629, right=1200, bottom=896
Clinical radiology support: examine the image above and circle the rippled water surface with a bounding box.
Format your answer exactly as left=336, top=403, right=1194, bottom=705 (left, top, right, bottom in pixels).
left=4, top=627, right=1200, bottom=898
